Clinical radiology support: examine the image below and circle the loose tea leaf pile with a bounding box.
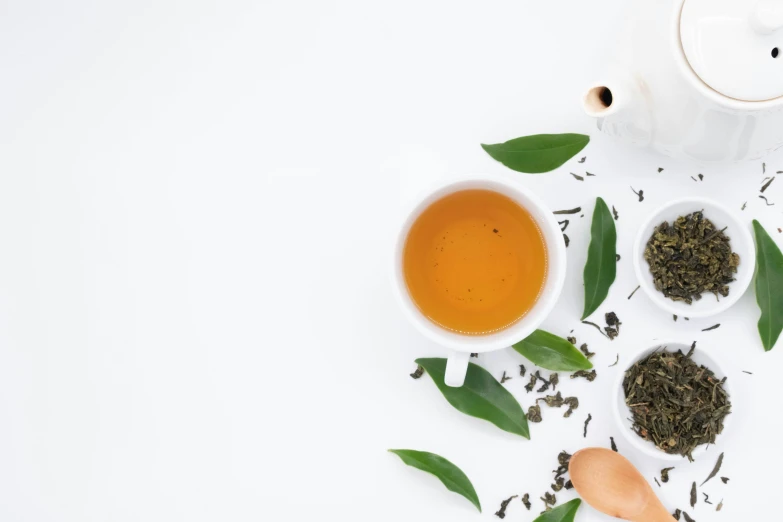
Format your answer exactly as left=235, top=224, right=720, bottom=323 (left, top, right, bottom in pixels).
left=644, top=211, right=740, bottom=304
left=623, top=344, right=731, bottom=460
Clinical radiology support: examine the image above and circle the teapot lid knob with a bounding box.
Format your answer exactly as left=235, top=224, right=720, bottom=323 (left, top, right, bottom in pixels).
left=681, top=0, right=783, bottom=101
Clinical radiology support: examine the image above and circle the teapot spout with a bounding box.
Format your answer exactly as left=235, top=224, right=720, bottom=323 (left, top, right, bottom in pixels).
left=582, top=74, right=652, bottom=147
left=583, top=79, right=634, bottom=118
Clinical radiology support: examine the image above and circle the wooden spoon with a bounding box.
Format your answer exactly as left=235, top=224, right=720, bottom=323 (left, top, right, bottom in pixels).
left=569, top=448, right=675, bottom=521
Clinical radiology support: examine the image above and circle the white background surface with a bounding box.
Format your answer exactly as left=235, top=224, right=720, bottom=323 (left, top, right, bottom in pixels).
left=2, top=0, right=783, bottom=520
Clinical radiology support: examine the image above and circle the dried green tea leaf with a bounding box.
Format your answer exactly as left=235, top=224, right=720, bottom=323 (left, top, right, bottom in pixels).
left=644, top=211, right=739, bottom=304
left=522, top=493, right=531, bottom=510
left=537, top=391, right=564, bottom=408
left=513, top=330, right=593, bottom=371
left=495, top=495, right=517, bottom=519
left=690, top=482, right=697, bottom=508
left=410, top=365, right=424, bottom=379
left=661, top=467, right=675, bottom=483
left=481, top=134, right=590, bottom=174
left=532, top=499, right=581, bottom=522
left=583, top=413, right=592, bottom=437
left=701, top=452, right=724, bottom=486
left=753, top=220, right=783, bottom=351
left=527, top=404, right=542, bottom=423
left=610, top=437, right=618, bottom=452
left=416, top=358, right=530, bottom=439
left=551, top=477, right=565, bottom=492
left=623, top=348, right=731, bottom=459
left=582, top=197, right=617, bottom=319
left=389, top=449, right=481, bottom=512
left=571, top=369, right=597, bottom=382
left=563, top=397, right=579, bottom=418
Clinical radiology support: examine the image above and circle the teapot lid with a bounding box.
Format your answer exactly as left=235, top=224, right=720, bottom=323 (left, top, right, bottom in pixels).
left=680, top=0, right=783, bottom=101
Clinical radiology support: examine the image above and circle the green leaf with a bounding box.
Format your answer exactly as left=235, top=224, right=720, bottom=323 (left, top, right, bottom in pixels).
left=512, top=330, right=593, bottom=371
left=481, top=134, right=589, bottom=174
left=582, top=197, right=617, bottom=319
left=753, top=220, right=783, bottom=351
left=388, top=449, right=481, bottom=512
left=416, top=358, right=529, bottom=439
left=533, top=499, right=581, bottom=522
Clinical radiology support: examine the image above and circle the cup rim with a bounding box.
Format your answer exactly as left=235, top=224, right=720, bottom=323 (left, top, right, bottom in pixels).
left=390, top=175, right=566, bottom=353
left=612, top=339, right=733, bottom=461
left=632, top=196, right=755, bottom=318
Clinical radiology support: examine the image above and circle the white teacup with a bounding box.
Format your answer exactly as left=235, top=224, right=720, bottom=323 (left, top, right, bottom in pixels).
left=392, top=175, right=567, bottom=387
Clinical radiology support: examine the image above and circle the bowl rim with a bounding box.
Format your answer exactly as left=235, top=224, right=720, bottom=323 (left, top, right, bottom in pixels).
left=632, top=196, right=755, bottom=318
left=612, top=339, right=733, bottom=462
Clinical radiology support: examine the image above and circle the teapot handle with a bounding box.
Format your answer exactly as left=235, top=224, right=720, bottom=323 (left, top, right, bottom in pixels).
left=751, top=0, right=783, bottom=34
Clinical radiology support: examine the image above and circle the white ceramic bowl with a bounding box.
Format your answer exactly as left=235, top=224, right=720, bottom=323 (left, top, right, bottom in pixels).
left=613, top=339, right=734, bottom=461
left=633, top=197, right=754, bottom=318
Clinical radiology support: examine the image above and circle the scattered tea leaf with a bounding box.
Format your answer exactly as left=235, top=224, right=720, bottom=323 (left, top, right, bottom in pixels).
left=540, top=492, right=557, bottom=511
left=495, top=495, right=517, bottom=519
left=500, top=371, right=511, bottom=384
left=410, top=365, right=424, bottom=379
left=563, top=234, right=570, bottom=248
left=701, top=324, right=720, bottom=332
left=522, top=493, right=531, bottom=510
left=741, top=201, right=747, bottom=210
left=564, top=480, right=573, bottom=490
left=760, top=194, right=775, bottom=205
left=616, top=254, right=621, bottom=262
left=570, top=173, right=584, bottom=181
left=762, top=177, right=775, bottom=193
left=609, top=354, right=619, bottom=367
left=701, top=452, right=723, bottom=486
left=673, top=314, right=678, bottom=322
left=579, top=343, right=594, bottom=359
left=658, top=167, right=664, bottom=173
left=721, top=477, right=729, bottom=484
left=389, top=449, right=481, bottom=512
left=631, top=186, right=644, bottom=202
left=563, top=397, right=579, bottom=417
left=582, top=197, right=617, bottom=319
left=527, top=404, right=542, bottom=423
left=481, top=134, right=590, bottom=174
left=537, top=391, right=564, bottom=408
left=753, top=220, right=783, bottom=351
left=716, top=499, right=723, bottom=511
left=550, top=373, right=559, bottom=391
left=578, top=156, right=586, bottom=164
left=524, top=373, right=538, bottom=393
left=558, top=220, right=569, bottom=232
left=586, top=171, right=596, bottom=177
left=698, top=173, right=704, bottom=181
left=702, top=492, right=711, bottom=505
left=582, top=320, right=610, bottom=338
left=612, top=205, right=619, bottom=220
left=470, top=353, right=479, bottom=358
left=610, top=437, right=618, bottom=452
left=682, top=511, right=695, bottom=522
left=532, top=498, right=581, bottom=522
left=654, top=477, right=661, bottom=487
left=764, top=162, right=767, bottom=174
left=628, top=285, right=641, bottom=300
left=513, top=330, right=593, bottom=371
left=554, top=451, right=571, bottom=479
left=583, top=413, right=592, bottom=437
left=690, top=482, right=697, bottom=508
left=690, top=176, right=698, bottom=182
left=571, top=369, right=597, bottom=382
left=416, top=358, right=530, bottom=439
left=519, top=364, right=526, bottom=377
left=742, top=370, right=752, bottom=375
left=554, top=207, right=581, bottom=215
left=673, top=508, right=681, bottom=520
left=551, top=477, right=565, bottom=492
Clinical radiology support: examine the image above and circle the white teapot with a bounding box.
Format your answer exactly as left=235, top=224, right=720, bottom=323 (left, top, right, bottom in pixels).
left=583, top=0, right=783, bottom=162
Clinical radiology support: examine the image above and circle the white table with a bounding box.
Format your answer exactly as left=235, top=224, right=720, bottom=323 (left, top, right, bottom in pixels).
left=1, top=0, right=781, bottom=520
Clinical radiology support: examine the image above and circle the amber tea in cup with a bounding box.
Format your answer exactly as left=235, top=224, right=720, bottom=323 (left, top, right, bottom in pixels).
left=403, top=189, right=548, bottom=335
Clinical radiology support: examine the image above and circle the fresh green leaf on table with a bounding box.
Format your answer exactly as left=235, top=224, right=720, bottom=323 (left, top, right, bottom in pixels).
left=753, top=220, right=783, bottom=351
left=582, top=197, right=617, bottom=319
left=481, top=134, right=589, bottom=173
left=513, top=330, right=593, bottom=371
left=388, top=449, right=481, bottom=512
left=533, top=499, right=581, bottom=522
left=416, top=358, right=529, bottom=439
